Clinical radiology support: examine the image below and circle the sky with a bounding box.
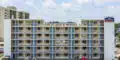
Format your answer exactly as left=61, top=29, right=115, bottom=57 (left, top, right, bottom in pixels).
left=0, top=0, right=120, bottom=22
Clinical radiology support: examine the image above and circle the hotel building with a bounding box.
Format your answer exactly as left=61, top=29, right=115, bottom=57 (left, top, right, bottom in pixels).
left=3, top=17, right=115, bottom=60
left=0, top=6, right=30, bottom=56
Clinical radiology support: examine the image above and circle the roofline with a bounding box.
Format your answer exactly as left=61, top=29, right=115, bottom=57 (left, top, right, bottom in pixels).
left=6, top=19, right=44, bottom=20
left=81, top=19, right=104, bottom=21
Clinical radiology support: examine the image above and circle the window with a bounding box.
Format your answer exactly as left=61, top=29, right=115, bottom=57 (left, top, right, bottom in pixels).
left=82, top=47, right=87, bottom=50
left=93, top=21, right=97, bottom=24
left=75, top=40, right=79, bottom=43
left=19, top=34, right=23, bottom=37
left=26, top=47, right=30, bottom=50
left=83, top=53, right=86, bottom=56
left=19, top=27, right=23, bottom=30
left=94, top=53, right=98, bottom=57
left=56, top=28, right=60, bottom=30
left=100, top=40, right=104, bottom=46
left=45, top=34, right=49, bottom=37
left=37, top=34, right=41, bottom=37
left=38, top=21, right=41, bottom=24
left=37, top=54, right=41, bottom=57
left=65, top=28, right=68, bottom=31
left=12, top=47, right=15, bottom=50
left=26, top=53, right=30, bottom=56
left=56, top=53, right=60, bottom=56
left=100, top=34, right=104, bottom=39
left=19, top=21, right=23, bottom=24
left=37, top=47, right=41, bottom=50
left=37, top=27, right=41, bottom=30
left=93, top=34, right=97, bottom=37
left=64, top=53, right=68, bottom=56
left=83, top=28, right=87, bottom=30
left=93, top=40, right=98, bottom=44
left=19, top=47, right=23, bottom=50
left=27, top=27, right=31, bottom=30
left=56, top=34, right=60, bottom=37
left=46, top=28, right=49, bottom=30
left=19, top=40, right=23, bottom=43
left=19, top=53, right=23, bottom=56
left=65, top=40, right=68, bottom=44
left=26, top=34, right=31, bottom=37
left=0, top=44, right=4, bottom=46
left=27, top=40, right=31, bottom=43
left=45, top=53, right=49, bottom=56
left=64, top=34, right=68, bottom=37
left=45, top=40, right=49, bottom=43
left=75, top=27, right=79, bottom=30
left=82, top=40, right=86, bottom=44
left=93, top=47, right=97, bottom=50
left=37, top=40, right=42, bottom=43
left=75, top=34, right=79, bottom=37
left=75, top=47, right=79, bottom=50
left=64, top=47, right=68, bottom=50
left=45, top=47, right=49, bottom=49
left=56, top=47, right=60, bottom=50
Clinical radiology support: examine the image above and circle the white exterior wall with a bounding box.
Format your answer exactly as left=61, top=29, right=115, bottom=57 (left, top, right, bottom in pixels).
left=104, top=21, right=115, bottom=60
left=4, top=19, right=11, bottom=57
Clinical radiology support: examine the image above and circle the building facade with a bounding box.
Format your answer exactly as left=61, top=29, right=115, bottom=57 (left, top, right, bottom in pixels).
left=0, top=6, right=30, bottom=58
left=3, top=17, right=115, bottom=60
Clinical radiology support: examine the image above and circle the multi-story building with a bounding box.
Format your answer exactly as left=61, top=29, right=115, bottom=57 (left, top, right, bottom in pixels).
left=0, top=6, right=29, bottom=19
left=115, top=23, right=120, bottom=47
left=3, top=17, right=115, bottom=60
left=115, top=23, right=120, bottom=59
left=0, top=6, right=30, bottom=58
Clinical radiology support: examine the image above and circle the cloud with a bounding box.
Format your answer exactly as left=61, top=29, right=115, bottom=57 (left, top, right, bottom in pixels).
left=0, top=0, right=21, bottom=6
left=42, top=0, right=57, bottom=8
left=93, top=0, right=120, bottom=6
left=0, top=0, right=9, bottom=3
left=0, top=0, right=120, bottom=22
left=61, top=2, right=72, bottom=8
left=99, top=0, right=120, bottom=2
left=0, top=0, right=11, bottom=5
left=75, top=0, right=89, bottom=4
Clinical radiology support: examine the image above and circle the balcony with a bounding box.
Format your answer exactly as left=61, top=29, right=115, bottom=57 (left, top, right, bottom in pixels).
left=55, top=36, right=69, bottom=40
left=36, top=40, right=43, bottom=45
left=92, top=49, right=99, bottom=53
left=80, top=24, right=88, bottom=27
left=25, top=47, right=32, bottom=51
left=92, top=53, right=100, bottom=58
left=75, top=30, right=80, bottom=34
left=74, top=41, right=80, bottom=46
left=36, top=50, right=44, bottom=53
left=24, top=40, right=32, bottom=45
left=55, top=31, right=69, bottom=34
left=43, top=50, right=50, bottom=53
left=12, top=23, right=24, bottom=27
left=92, top=31, right=98, bottom=34
left=91, top=24, right=99, bottom=27
left=36, top=30, right=43, bottom=33
left=74, top=50, right=81, bottom=54
left=36, top=54, right=43, bottom=57
left=80, top=31, right=88, bottom=34
left=93, top=37, right=99, bottom=40
left=24, top=30, right=32, bottom=34
left=80, top=36, right=88, bottom=40
left=55, top=50, right=69, bottom=53
left=36, top=34, right=42, bottom=37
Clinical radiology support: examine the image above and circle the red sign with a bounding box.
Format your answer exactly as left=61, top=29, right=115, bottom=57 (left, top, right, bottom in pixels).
left=105, top=20, right=114, bottom=22
left=0, top=48, right=3, bottom=53
left=81, top=56, right=87, bottom=60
